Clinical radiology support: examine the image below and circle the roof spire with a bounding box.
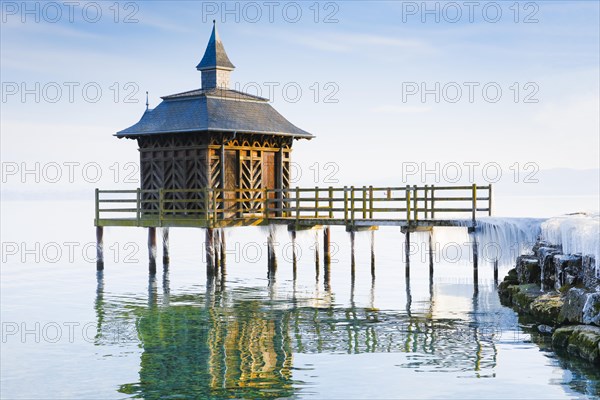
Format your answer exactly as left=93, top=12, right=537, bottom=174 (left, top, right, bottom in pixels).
left=145, top=91, right=149, bottom=110
left=197, top=21, right=235, bottom=89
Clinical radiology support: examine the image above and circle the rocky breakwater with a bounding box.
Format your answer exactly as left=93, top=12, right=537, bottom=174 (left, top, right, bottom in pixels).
left=499, top=239, right=600, bottom=365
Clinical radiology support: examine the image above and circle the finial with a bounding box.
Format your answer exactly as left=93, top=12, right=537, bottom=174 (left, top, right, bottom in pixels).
left=145, top=91, right=149, bottom=110
left=213, top=19, right=216, bottom=25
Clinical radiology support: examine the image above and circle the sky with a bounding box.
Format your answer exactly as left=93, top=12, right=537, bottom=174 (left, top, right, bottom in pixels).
left=1, top=0, right=599, bottom=208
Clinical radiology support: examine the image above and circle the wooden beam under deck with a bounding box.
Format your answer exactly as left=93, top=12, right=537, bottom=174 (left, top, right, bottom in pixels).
left=95, top=216, right=475, bottom=231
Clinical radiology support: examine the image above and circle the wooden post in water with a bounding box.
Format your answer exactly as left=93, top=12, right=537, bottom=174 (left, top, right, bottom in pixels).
left=370, top=230, right=375, bottom=279
left=220, top=229, right=226, bottom=276
left=205, top=228, right=215, bottom=277
left=428, top=230, right=434, bottom=281
left=324, top=227, right=331, bottom=266
left=148, top=227, right=157, bottom=274
left=324, top=251, right=331, bottom=292
left=471, top=229, right=479, bottom=291
left=267, top=227, right=277, bottom=279
left=350, top=230, right=356, bottom=279
left=493, top=258, right=499, bottom=285
left=291, top=230, right=297, bottom=280
left=324, top=227, right=331, bottom=290
left=162, top=228, right=170, bottom=266
left=214, top=228, right=221, bottom=278
left=314, top=230, right=320, bottom=280
left=404, top=229, right=411, bottom=278
left=350, top=229, right=356, bottom=276
left=96, top=226, right=104, bottom=271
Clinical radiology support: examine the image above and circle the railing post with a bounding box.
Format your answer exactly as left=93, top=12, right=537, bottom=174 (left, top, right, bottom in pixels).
left=276, top=187, right=282, bottom=218
left=350, top=186, right=355, bottom=223
left=431, top=184, right=435, bottom=219
left=406, top=185, right=411, bottom=223
left=136, top=188, right=141, bottom=225
left=95, top=188, right=100, bottom=223
left=203, top=187, right=209, bottom=224
left=362, top=186, right=367, bottom=219
left=343, top=186, right=348, bottom=222
left=488, top=184, right=492, bottom=216
left=328, top=186, right=334, bottom=219
left=369, top=185, right=374, bottom=219
left=424, top=184, right=429, bottom=219
left=315, top=186, right=319, bottom=218
left=472, top=184, right=477, bottom=223
left=412, top=185, right=418, bottom=221
left=295, top=186, right=300, bottom=222
left=263, top=188, right=269, bottom=220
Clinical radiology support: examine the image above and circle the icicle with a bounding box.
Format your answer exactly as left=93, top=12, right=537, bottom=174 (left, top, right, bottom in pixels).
left=541, top=213, right=600, bottom=278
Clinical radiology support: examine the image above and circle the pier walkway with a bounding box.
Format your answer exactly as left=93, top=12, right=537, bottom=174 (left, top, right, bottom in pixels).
left=94, top=184, right=493, bottom=281
left=95, top=184, right=492, bottom=230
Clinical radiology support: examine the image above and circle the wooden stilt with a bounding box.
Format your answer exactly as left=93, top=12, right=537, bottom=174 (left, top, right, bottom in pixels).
left=405, top=269, right=412, bottom=317
left=324, top=262, right=331, bottom=291
left=370, top=230, right=375, bottom=279
left=162, top=228, right=169, bottom=266
left=350, top=230, right=356, bottom=279
left=314, top=230, right=320, bottom=280
left=220, top=229, right=226, bottom=277
left=324, top=227, right=331, bottom=266
left=268, top=228, right=277, bottom=279
left=205, top=228, right=215, bottom=277
left=471, top=230, right=479, bottom=293
left=214, top=229, right=221, bottom=279
left=428, top=230, right=434, bottom=294
left=324, top=227, right=331, bottom=290
left=96, top=226, right=104, bottom=271
left=148, top=227, right=157, bottom=274
left=291, top=230, right=297, bottom=280
left=428, top=231, right=434, bottom=279
left=405, top=229, right=411, bottom=278
left=493, top=258, right=499, bottom=285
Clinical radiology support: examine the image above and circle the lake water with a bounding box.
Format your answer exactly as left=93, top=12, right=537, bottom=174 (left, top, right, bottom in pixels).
left=1, top=200, right=599, bottom=399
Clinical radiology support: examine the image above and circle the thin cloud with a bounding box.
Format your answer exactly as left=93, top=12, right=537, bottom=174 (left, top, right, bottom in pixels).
left=251, top=28, right=432, bottom=53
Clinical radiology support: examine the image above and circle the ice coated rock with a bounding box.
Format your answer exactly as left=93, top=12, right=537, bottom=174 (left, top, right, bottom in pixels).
left=541, top=213, right=600, bottom=279
left=583, top=255, right=600, bottom=290
left=553, top=254, right=583, bottom=290
left=582, top=292, right=600, bottom=326
left=537, top=247, right=560, bottom=288
left=559, top=288, right=600, bottom=326
left=516, top=256, right=540, bottom=284
left=533, top=240, right=560, bottom=256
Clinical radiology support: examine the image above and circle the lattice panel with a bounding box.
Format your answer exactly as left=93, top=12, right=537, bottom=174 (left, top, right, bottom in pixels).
left=240, top=149, right=263, bottom=213
left=136, top=132, right=294, bottom=217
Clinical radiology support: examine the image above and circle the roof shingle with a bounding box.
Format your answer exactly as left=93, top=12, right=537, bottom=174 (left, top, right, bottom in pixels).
left=117, top=89, right=313, bottom=138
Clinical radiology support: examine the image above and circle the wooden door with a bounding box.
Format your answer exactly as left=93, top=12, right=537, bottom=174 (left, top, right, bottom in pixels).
left=224, top=149, right=238, bottom=217
left=263, top=152, right=276, bottom=216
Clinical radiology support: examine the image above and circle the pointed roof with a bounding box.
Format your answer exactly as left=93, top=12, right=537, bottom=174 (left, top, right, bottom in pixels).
left=196, top=21, right=235, bottom=71
left=116, top=88, right=313, bottom=139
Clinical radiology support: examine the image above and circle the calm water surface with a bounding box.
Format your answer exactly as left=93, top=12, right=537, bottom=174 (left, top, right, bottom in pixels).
left=1, top=201, right=599, bottom=399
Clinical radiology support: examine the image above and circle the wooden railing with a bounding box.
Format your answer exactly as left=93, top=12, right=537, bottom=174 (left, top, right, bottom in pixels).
left=95, top=184, right=492, bottom=227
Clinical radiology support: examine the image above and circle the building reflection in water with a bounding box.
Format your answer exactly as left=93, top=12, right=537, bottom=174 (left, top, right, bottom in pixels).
left=93, top=267, right=500, bottom=399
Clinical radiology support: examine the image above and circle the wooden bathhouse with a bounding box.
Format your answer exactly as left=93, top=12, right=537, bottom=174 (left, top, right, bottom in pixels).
left=116, top=22, right=313, bottom=217
left=96, top=22, right=492, bottom=278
